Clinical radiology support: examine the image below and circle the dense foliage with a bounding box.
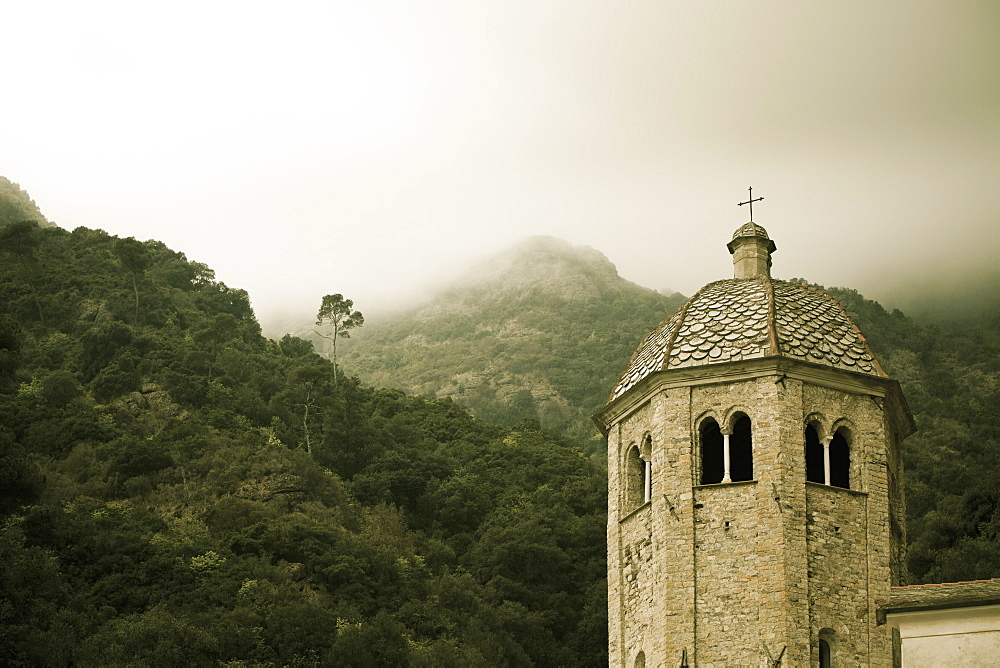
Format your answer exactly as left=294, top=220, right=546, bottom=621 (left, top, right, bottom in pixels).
left=0, top=223, right=607, bottom=666
left=341, top=237, right=686, bottom=451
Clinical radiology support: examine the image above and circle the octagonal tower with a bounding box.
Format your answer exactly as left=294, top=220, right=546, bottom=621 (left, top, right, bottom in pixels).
left=594, top=223, right=914, bottom=667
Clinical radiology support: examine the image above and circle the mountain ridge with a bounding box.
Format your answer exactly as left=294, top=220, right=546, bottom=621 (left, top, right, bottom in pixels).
left=441, top=235, right=627, bottom=302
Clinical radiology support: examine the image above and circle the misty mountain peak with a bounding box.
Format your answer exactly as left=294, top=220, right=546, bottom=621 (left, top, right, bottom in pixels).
left=341, top=236, right=685, bottom=444
left=450, top=235, right=624, bottom=303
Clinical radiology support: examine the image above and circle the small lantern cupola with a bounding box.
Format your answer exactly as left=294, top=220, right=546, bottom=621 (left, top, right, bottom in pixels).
left=727, top=222, right=777, bottom=279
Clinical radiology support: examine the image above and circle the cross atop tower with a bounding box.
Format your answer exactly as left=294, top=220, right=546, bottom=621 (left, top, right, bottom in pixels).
left=738, top=187, right=764, bottom=222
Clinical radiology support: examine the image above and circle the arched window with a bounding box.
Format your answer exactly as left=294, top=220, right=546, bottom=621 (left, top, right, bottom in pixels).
left=805, top=424, right=825, bottom=484
left=818, top=639, right=831, bottom=667
left=730, top=414, right=753, bottom=482
left=633, top=650, right=646, bottom=668
left=818, top=627, right=836, bottom=667
left=700, top=418, right=724, bottom=484
left=830, top=428, right=850, bottom=489
left=625, top=445, right=648, bottom=509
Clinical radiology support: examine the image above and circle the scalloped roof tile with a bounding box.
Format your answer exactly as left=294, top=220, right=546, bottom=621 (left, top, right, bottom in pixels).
left=609, top=277, right=886, bottom=402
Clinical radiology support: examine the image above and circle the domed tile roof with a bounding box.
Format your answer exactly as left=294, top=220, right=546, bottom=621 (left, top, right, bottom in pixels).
left=609, top=276, right=887, bottom=402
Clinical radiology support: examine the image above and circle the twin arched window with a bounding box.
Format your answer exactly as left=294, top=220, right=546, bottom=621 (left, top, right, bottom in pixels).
left=805, top=424, right=851, bottom=488
left=639, top=415, right=854, bottom=492
left=700, top=414, right=753, bottom=484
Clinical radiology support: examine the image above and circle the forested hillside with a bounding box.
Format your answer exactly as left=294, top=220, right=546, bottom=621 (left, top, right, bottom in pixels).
left=340, top=236, right=686, bottom=450
left=0, top=222, right=607, bottom=665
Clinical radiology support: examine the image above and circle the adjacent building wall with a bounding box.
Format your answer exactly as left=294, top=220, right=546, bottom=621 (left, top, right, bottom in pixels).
left=889, top=605, right=1000, bottom=667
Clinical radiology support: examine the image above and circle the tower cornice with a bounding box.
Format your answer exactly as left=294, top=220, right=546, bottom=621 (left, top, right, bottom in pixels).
left=593, top=356, right=914, bottom=437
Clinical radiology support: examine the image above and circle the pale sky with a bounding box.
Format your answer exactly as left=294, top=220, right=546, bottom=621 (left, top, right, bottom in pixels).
left=3, top=1, right=998, bottom=331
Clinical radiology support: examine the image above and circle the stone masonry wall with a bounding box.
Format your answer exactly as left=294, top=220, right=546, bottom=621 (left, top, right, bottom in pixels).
left=692, top=481, right=766, bottom=666
left=805, top=484, right=870, bottom=664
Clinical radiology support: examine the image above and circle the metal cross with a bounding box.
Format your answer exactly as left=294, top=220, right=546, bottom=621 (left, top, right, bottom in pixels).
left=738, top=187, right=764, bottom=222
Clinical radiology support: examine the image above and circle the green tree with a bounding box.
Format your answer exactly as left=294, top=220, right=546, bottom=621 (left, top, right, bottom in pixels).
left=193, top=313, right=241, bottom=379
left=112, top=237, right=150, bottom=322
left=0, top=434, right=43, bottom=514
left=272, top=365, right=332, bottom=456
left=0, top=221, right=45, bottom=325
left=0, top=316, right=22, bottom=389
left=77, top=605, right=219, bottom=665
left=316, top=294, right=364, bottom=386
left=278, top=333, right=316, bottom=358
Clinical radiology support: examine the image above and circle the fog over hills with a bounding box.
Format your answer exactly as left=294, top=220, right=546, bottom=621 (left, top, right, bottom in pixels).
left=338, top=236, right=685, bottom=448
left=875, top=269, right=1000, bottom=324
left=5, top=3, right=996, bottom=336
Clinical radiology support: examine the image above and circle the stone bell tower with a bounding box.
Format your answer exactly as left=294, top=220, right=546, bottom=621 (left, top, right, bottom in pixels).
left=594, top=222, right=914, bottom=667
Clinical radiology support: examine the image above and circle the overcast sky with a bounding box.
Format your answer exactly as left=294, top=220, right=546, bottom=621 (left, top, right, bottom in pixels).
left=3, top=1, right=998, bottom=330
